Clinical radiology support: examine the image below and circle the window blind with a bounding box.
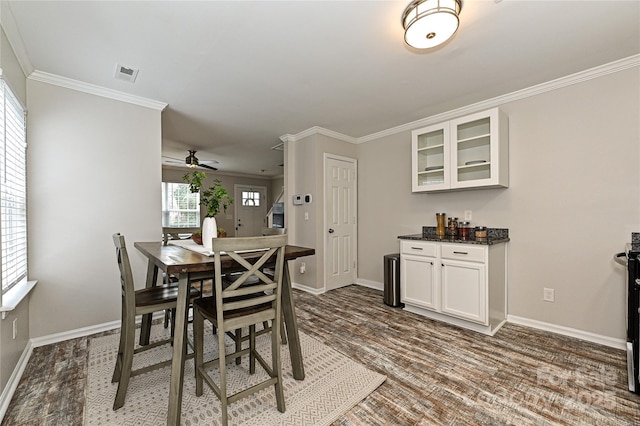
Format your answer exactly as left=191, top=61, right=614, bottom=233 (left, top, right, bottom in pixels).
left=0, top=80, right=27, bottom=294
left=161, top=182, right=200, bottom=227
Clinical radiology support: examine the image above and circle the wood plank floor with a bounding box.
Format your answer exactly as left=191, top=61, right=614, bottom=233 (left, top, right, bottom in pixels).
left=2, top=284, right=639, bottom=425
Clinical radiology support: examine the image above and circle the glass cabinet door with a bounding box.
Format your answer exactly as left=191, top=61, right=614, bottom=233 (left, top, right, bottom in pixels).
left=450, top=108, right=508, bottom=189
left=411, top=108, right=508, bottom=193
left=412, top=123, right=450, bottom=191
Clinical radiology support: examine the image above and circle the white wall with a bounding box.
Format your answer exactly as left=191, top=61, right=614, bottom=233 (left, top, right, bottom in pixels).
left=356, top=67, right=640, bottom=339
left=26, top=80, right=163, bottom=338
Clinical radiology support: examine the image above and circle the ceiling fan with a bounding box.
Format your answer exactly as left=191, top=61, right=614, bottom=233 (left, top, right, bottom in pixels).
left=163, top=150, right=218, bottom=170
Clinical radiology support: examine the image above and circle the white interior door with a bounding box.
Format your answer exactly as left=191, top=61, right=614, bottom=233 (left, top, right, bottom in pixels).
left=325, top=155, right=357, bottom=290
left=234, top=185, right=267, bottom=237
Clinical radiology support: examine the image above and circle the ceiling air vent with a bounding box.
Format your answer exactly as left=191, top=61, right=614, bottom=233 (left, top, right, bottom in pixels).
left=114, top=63, right=139, bottom=83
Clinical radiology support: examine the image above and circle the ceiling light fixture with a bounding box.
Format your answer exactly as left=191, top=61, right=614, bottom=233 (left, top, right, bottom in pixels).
left=402, top=0, right=462, bottom=49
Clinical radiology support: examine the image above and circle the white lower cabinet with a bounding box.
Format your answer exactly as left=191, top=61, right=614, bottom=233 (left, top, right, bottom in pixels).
left=441, top=259, right=486, bottom=323
left=402, top=253, right=439, bottom=311
left=400, top=239, right=506, bottom=336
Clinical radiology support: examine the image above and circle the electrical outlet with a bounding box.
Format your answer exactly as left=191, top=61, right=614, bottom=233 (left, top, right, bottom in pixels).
left=12, top=318, right=17, bottom=339
left=464, top=210, right=472, bottom=221
left=300, top=262, right=306, bottom=274
left=543, top=288, right=555, bottom=302
left=304, top=212, right=309, bottom=221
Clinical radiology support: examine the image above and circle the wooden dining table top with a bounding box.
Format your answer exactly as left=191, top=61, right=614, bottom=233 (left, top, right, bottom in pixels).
left=134, top=241, right=315, bottom=275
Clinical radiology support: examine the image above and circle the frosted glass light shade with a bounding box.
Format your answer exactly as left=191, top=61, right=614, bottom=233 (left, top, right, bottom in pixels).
left=402, top=0, right=462, bottom=49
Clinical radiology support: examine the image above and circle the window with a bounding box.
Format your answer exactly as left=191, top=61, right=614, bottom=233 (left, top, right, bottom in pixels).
left=241, top=191, right=261, bottom=207
left=0, top=80, right=27, bottom=295
left=162, top=182, right=200, bottom=227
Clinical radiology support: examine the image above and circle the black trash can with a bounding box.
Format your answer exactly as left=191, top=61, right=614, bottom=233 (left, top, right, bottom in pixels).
left=383, top=253, right=403, bottom=307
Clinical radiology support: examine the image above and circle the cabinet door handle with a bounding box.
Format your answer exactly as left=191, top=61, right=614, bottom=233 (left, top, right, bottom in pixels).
left=411, top=247, right=423, bottom=250
left=453, top=251, right=468, bottom=255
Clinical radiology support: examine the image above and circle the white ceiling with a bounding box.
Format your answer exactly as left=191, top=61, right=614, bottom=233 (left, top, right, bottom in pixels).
left=4, top=1, right=640, bottom=177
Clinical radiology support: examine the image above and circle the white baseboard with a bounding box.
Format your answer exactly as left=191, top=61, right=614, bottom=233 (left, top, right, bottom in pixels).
left=0, top=340, right=33, bottom=421
left=291, top=282, right=325, bottom=295
left=291, top=280, right=383, bottom=294
left=507, top=315, right=626, bottom=350
left=30, top=320, right=120, bottom=348
left=355, top=278, right=383, bottom=291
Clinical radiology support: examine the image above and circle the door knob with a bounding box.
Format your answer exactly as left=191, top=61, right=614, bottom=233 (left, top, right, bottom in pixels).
left=328, top=228, right=334, bottom=233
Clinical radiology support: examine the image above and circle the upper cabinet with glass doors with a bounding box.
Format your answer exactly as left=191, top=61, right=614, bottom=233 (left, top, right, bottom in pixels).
left=411, top=108, right=508, bottom=192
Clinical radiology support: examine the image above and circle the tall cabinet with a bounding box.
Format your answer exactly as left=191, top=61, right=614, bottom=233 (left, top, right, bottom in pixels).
left=412, top=108, right=508, bottom=192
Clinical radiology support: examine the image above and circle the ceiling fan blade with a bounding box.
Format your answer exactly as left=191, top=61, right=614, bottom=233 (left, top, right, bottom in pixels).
left=199, top=163, right=218, bottom=171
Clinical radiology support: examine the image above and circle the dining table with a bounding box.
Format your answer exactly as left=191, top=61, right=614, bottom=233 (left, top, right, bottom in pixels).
left=134, top=240, right=315, bottom=425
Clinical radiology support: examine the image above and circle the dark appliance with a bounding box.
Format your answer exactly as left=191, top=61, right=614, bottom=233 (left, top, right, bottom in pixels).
left=615, top=233, right=640, bottom=394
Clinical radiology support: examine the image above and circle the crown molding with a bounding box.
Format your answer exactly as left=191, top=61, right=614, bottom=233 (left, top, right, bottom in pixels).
left=356, top=54, right=640, bottom=143
left=280, top=55, right=639, bottom=145
left=280, top=126, right=357, bottom=144
left=28, top=70, right=168, bottom=111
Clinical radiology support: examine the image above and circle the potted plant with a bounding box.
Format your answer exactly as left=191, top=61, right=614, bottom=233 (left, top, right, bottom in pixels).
left=191, top=230, right=202, bottom=245
left=183, top=171, right=233, bottom=249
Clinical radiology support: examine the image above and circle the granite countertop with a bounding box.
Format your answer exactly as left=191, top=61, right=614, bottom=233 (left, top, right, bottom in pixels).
left=398, top=226, right=510, bottom=245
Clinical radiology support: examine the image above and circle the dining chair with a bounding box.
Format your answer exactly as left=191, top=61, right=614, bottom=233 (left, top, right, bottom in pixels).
left=193, top=234, right=287, bottom=426
left=161, top=226, right=205, bottom=330
left=224, top=227, right=288, bottom=350
left=111, top=233, right=201, bottom=411
left=261, top=227, right=286, bottom=236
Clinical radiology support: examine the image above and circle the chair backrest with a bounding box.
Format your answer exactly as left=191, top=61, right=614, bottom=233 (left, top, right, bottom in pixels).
left=162, top=226, right=201, bottom=245
left=113, top=233, right=136, bottom=317
left=211, top=235, right=287, bottom=332
left=261, top=227, right=286, bottom=236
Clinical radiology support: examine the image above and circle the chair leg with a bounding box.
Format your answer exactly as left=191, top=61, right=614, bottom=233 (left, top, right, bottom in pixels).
left=194, top=308, right=204, bottom=397
left=234, top=328, right=242, bottom=365
left=218, top=325, right=229, bottom=426
left=164, top=308, right=171, bottom=328
left=249, top=324, right=256, bottom=374
left=113, top=317, right=135, bottom=410
left=111, top=303, right=127, bottom=383
left=272, top=317, right=285, bottom=413
left=170, top=308, right=176, bottom=342
left=280, top=310, right=287, bottom=345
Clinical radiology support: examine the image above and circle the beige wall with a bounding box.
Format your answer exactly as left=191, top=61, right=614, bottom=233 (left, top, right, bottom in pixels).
left=27, top=80, right=163, bottom=338
left=0, top=29, right=24, bottom=103
left=0, top=24, right=27, bottom=396
left=269, top=176, right=284, bottom=208
left=356, top=68, right=640, bottom=339
left=162, top=167, right=277, bottom=237
left=287, top=133, right=357, bottom=290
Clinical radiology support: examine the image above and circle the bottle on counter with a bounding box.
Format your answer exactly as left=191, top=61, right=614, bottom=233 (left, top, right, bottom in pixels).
left=459, top=221, right=471, bottom=239
left=448, top=217, right=459, bottom=238
left=475, top=226, right=488, bottom=240
left=436, top=213, right=446, bottom=238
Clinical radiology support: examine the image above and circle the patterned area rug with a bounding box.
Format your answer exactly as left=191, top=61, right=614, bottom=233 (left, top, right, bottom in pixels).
left=84, top=324, right=386, bottom=425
